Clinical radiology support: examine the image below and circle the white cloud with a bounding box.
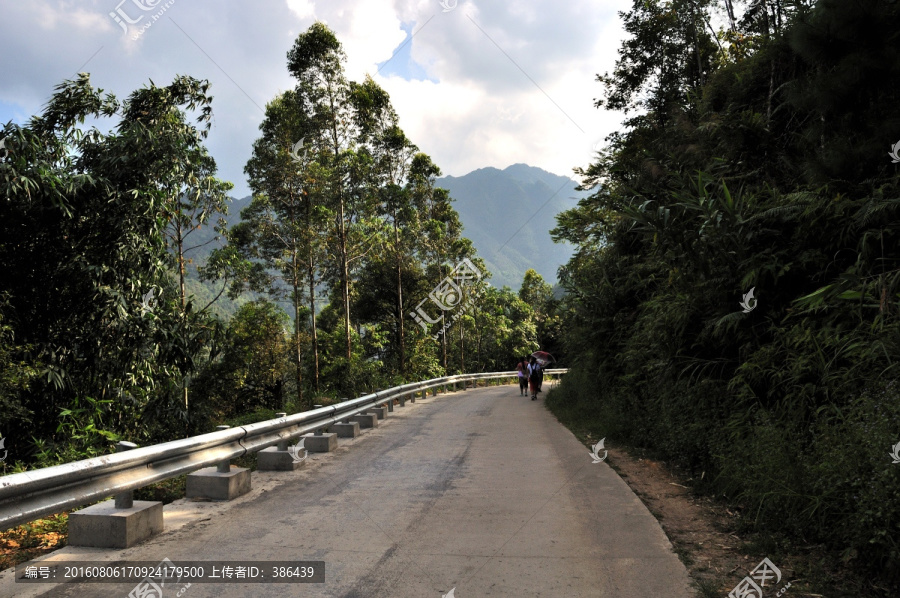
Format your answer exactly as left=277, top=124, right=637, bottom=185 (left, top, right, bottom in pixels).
left=0, top=0, right=632, bottom=193
left=286, top=0, right=315, bottom=20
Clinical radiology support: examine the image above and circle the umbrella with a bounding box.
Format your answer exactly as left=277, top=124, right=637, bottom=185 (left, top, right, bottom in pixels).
left=530, top=351, right=555, bottom=366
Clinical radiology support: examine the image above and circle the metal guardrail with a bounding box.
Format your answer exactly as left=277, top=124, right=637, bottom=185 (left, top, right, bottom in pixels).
left=0, top=369, right=567, bottom=531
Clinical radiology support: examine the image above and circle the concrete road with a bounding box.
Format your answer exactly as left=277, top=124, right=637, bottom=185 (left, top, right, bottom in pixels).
left=2, top=384, right=695, bottom=598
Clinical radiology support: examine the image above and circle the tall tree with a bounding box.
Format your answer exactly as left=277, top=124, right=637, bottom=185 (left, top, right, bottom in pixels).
left=287, top=23, right=363, bottom=361
left=240, top=91, right=317, bottom=407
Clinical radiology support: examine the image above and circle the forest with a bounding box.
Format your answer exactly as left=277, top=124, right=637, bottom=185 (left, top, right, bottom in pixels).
left=3, top=0, right=899, bottom=593
left=0, top=23, right=561, bottom=471
left=548, top=0, right=900, bottom=593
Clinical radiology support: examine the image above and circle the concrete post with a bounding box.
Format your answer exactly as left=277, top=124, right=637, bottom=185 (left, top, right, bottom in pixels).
left=69, top=440, right=163, bottom=548
left=313, top=406, right=323, bottom=435
left=275, top=413, right=288, bottom=451
left=216, top=425, right=231, bottom=473
left=114, top=441, right=138, bottom=509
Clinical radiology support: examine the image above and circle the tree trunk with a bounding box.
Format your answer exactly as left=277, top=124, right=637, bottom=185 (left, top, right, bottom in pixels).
left=308, top=253, right=319, bottom=393
left=176, top=218, right=189, bottom=433
left=306, top=195, right=320, bottom=392
left=441, top=311, right=447, bottom=371
left=293, top=276, right=304, bottom=408
left=394, top=217, right=405, bottom=376
left=290, top=199, right=304, bottom=408
left=339, top=200, right=352, bottom=361
left=459, top=311, right=465, bottom=374
left=724, top=0, right=736, bottom=32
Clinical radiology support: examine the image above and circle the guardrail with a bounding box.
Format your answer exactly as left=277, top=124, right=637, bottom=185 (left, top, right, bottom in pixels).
left=0, top=369, right=567, bottom=531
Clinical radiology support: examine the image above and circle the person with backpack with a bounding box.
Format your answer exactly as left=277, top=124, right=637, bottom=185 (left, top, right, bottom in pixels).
left=516, top=357, right=528, bottom=396
left=528, top=356, right=543, bottom=400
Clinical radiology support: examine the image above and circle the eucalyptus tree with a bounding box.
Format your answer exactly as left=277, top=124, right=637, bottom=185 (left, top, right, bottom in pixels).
left=352, top=77, right=421, bottom=376
left=287, top=23, right=368, bottom=362
left=240, top=91, right=320, bottom=406
left=406, top=154, right=469, bottom=371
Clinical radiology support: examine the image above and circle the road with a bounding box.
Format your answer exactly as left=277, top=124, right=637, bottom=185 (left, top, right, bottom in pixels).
left=1, top=383, right=695, bottom=598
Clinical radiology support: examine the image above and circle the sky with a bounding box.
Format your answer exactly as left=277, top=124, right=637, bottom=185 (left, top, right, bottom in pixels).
left=0, top=0, right=633, bottom=198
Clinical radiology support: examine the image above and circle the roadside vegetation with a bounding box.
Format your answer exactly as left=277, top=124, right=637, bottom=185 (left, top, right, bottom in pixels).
left=549, top=0, right=900, bottom=594
left=0, top=24, right=562, bottom=502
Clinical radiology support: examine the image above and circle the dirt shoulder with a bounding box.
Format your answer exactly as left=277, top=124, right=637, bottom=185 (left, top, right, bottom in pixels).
left=598, top=438, right=846, bottom=598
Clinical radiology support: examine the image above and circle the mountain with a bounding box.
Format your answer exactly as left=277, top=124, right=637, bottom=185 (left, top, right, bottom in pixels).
left=183, top=164, right=588, bottom=320
left=437, top=164, right=589, bottom=290
left=181, top=194, right=252, bottom=320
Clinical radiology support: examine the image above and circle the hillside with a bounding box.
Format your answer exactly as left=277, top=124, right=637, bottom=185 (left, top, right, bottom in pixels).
left=183, top=164, right=585, bottom=318
left=437, top=164, right=588, bottom=290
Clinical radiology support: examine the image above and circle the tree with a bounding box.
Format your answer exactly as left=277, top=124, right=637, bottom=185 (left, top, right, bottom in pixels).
left=0, top=73, right=226, bottom=453
left=240, top=91, right=324, bottom=408
left=194, top=300, right=291, bottom=418
left=518, top=269, right=560, bottom=353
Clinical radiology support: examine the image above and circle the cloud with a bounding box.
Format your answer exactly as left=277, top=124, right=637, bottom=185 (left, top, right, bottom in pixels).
left=0, top=0, right=632, bottom=196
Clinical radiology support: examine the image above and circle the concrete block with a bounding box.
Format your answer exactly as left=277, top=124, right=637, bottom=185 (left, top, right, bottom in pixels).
left=69, top=499, right=163, bottom=548
left=257, top=446, right=305, bottom=471
left=368, top=406, right=387, bottom=420
left=186, top=466, right=251, bottom=501
left=350, top=414, right=378, bottom=429
left=302, top=432, right=337, bottom=452
left=332, top=422, right=360, bottom=438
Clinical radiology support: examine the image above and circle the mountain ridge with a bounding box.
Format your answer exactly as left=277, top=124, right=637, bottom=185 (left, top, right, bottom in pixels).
left=437, top=163, right=588, bottom=289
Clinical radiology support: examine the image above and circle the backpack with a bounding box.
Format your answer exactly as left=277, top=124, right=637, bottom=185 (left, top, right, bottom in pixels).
left=529, top=362, right=542, bottom=380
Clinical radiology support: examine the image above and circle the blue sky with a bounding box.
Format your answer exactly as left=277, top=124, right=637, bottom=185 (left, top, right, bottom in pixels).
left=0, top=0, right=633, bottom=198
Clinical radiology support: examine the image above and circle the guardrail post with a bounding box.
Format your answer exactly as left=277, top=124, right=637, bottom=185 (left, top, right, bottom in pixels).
left=259, top=414, right=305, bottom=471
left=332, top=400, right=361, bottom=437
left=114, top=441, right=138, bottom=509
left=216, top=425, right=232, bottom=473
left=303, top=403, right=338, bottom=453
left=312, top=405, right=323, bottom=436
left=186, top=425, right=251, bottom=501
left=69, top=441, right=164, bottom=548
left=275, top=413, right=289, bottom=451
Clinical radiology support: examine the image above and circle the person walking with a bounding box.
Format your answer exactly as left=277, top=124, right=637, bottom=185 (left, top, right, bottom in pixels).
left=516, top=357, right=529, bottom=396
left=528, top=356, right=543, bottom=400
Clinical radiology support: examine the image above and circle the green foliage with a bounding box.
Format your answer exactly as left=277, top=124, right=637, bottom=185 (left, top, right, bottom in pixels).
left=191, top=300, right=291, bottom=421
left=553, top=0, right=900, bottom=591
left=0, top=73, right=229, bottom=461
